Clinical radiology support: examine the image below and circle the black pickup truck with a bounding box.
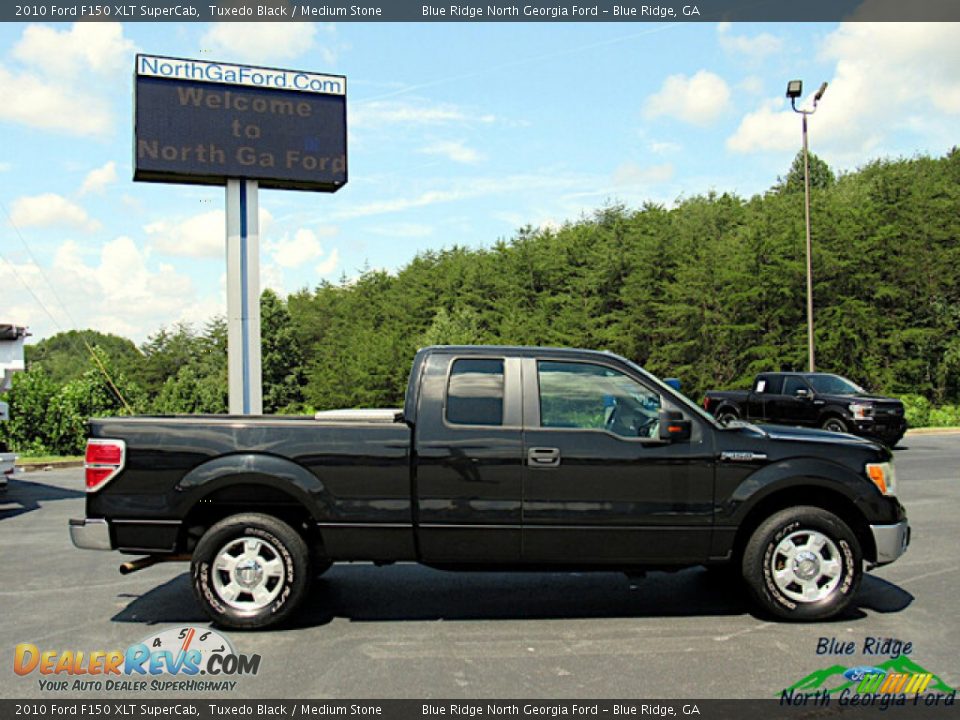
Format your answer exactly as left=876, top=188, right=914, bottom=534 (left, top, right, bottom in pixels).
left=703, top=372, right=907, bottom=447
left=71, top=346, right=909, bottom=628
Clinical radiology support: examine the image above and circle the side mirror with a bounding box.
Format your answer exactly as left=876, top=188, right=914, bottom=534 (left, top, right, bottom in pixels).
left=659, top=410, right=692, bottom=441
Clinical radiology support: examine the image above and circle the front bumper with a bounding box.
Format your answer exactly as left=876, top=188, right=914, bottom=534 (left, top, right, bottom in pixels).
left=855, top=419, right=907, bottom=446
left=869, top=520, right=910, bottom=566
left=69, top=518, right=113, bottom=551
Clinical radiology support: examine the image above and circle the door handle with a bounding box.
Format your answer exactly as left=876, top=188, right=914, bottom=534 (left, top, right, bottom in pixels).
left=528, top=447, right=561, bottom=467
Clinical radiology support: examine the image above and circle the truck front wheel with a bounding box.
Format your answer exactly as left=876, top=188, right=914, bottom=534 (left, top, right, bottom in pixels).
left=191, top=513, right=311, bottom=629
left=822, top=416, right=850, bottom=434
left=742, top=506, right=861, bottom=621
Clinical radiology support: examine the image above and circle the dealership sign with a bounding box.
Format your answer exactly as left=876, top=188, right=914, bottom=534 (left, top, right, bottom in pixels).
left=134, top=54, right=347, bottom=191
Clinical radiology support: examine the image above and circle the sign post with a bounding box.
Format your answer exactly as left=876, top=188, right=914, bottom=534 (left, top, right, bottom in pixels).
left=225, top=179, right=262, bottom=415
left=133, top=54, right=347, bottom=414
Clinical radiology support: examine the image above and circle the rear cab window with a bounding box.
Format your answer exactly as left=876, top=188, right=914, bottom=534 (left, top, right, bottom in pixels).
left=756, top=375, right=784, bottom=394
left=446, top=358, right=505, bottom=426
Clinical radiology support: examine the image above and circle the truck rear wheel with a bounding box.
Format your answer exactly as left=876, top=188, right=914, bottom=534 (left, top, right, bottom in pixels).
left=742, top=506, right=861, bottom=621
left=716, top=408, right=740, bottom=426
left=191, top=513, right=311, bottom=630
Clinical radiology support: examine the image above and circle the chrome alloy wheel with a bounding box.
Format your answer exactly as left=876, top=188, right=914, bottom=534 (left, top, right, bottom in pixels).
left=212, top=536, right=286, bottom=612
left=770, top=530, right=843, bottom=603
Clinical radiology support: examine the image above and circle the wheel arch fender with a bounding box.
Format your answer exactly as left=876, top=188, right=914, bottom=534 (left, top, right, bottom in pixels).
left=819, top=405, right=852, bottom=423
left=722, top=458, right=877, bottom=562
left=715, top=402, right=741, bottom=418
left=172, top=453, right=332, bottom=521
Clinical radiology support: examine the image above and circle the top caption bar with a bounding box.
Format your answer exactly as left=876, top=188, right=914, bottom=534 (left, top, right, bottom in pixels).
left=8, top=0, right=960, bottom=22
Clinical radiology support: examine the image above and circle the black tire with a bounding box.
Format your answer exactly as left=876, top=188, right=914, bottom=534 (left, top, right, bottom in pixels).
left=741, top=506, right=861, bottom=621
left=191, top=513, right=311, bottom=630
left=717, top=408, right=740, bottom=426
left=821, top=416, right=849, bottom=434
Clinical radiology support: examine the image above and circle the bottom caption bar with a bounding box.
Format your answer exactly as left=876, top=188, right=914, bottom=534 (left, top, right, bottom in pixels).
left=3, top=700, right=957, bottom=719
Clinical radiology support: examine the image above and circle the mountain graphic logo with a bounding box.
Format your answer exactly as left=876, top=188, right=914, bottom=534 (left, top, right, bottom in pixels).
left=781, top=655, right=956, bottom=696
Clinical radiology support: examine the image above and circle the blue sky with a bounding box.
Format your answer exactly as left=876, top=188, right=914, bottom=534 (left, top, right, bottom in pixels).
left=1, top=20, right=958, bottom=342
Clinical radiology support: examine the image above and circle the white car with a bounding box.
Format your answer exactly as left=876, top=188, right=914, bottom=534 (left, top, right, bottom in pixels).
left=0, top=450, right=13, bottom=490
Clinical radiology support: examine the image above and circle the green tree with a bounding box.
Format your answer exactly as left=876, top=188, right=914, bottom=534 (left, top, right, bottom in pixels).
left=261, top=289, right=306, bottom=413
left=775, top=150, right=835, bottom=194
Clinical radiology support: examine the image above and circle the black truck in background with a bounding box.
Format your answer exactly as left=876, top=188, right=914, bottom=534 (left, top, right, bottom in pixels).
left=71, top=346, right=909, bottom=629
left=704, top=372, right=907, bottom=448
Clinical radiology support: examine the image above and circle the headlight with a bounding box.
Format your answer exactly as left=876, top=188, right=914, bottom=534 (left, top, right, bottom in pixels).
left=866, top=461, right=897, bottom=496
left=849, top=403, right=873, bottom=420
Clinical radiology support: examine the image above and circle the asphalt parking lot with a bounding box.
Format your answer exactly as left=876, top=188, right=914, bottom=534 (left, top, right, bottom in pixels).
left=3, top=433, right=958, bottom=699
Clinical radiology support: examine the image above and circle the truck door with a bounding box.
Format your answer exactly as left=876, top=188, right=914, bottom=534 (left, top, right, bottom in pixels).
left=413, top=352, right=524, bottom=562
left=772, top=375, right=819, bottom=426
left=746, top=374, right=782, bottom=421
left=520, top=357, right=714, bottom=565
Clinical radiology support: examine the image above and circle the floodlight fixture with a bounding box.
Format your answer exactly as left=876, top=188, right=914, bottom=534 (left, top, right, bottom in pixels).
left=814, top=82, right=828, bottom=103
left=786, top=80, right=803, bottom=99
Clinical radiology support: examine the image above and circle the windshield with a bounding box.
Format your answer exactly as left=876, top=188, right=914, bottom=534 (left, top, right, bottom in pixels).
left=620, top=357, right=721, bottom=427
left=805, top=374, right=864, bottom=395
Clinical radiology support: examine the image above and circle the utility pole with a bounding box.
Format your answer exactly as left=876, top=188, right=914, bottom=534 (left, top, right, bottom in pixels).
left=786, top=79, right=828, bottom=373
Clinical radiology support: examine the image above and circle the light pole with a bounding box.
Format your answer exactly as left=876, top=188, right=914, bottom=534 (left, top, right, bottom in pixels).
left=786, top=79, right=827, bottom=373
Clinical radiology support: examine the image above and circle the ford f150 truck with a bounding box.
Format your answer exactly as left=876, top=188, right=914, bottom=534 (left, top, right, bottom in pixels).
left=70, top=346, right=909, bottom=628
left=704, top=372, right=907, bottom=447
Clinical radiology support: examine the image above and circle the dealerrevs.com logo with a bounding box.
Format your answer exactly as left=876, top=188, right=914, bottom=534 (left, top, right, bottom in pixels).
left=14, top=626, right=261, bottom=692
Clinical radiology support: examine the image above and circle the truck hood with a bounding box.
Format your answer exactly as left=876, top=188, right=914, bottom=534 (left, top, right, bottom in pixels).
left=816, top=393, right=903, bottom=406
left=724, top=421, right=883, bottom=451
left=756, top=423, right=882, bottom=448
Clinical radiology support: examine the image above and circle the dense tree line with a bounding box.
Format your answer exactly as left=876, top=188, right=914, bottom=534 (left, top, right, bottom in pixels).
left=3, top=150, right=959, bottom=455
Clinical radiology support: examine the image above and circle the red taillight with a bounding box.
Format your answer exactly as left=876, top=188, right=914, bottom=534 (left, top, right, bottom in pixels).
left=86, top=442, right=123, bottom=465
left=85, top=439, right=126, bottom=492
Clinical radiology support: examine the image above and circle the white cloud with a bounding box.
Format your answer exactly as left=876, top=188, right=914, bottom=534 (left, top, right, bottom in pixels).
left=737, top=76, right=765, bottom=96
left=728, top=23, right=960, bottom=157
left=146, top=209, right=274, bottom=259
left=12, top=23, right=134, bottom=77
left=268, top=227, right=327, bottom=268
left=334, top=172, right=582, bottom=221
left=0, top=23, right=134, bottom=137
left=644, top=70, right=731, bottom=126
left=717, top=23, right=783, bottom=60
left=0, top=65, right=114, bottom=137
left=419, top=140, right=483, bottom=164
left=145, top=210, right=225, bottom=259
left=611, top=162, right=675, bottom=187
left=368, top=223, right=434, bottom=238
left=350, top=101, right=494, bottom=128
left=649, top=141, right=682, bottom=155
left=261, top=263, right=288, bottom=296
left=0, top=238, right=217, bottom=342
left=316, top=248, right=340, bottom=276
left=200, top=22, right=328, bottom=64
left=726, top=98, right=796, bottom=153
left=79, top=161, right=118, bottom=196
left=0, top=162, right=11, bottom=172
left=9, top=193, right=101, bottom=233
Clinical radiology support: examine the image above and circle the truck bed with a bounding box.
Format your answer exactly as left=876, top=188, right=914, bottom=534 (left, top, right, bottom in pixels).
left=88, top=414, right=413, bottom=557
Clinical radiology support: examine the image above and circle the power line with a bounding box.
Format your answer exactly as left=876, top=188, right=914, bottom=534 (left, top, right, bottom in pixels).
left=0, top=204, right=133, bottom=413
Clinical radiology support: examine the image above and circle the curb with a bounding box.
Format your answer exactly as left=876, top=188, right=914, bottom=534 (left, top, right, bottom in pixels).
left=904, top=428, right=960, bottom=436
left=16, top=461, right=85, bottom=472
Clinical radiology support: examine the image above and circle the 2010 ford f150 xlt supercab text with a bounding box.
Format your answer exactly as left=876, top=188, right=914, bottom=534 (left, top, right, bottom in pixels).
left=70, top=346, right=909, bottom=628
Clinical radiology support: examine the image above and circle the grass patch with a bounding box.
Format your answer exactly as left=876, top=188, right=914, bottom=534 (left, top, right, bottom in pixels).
left=16, top=455, right=85, bottom=465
